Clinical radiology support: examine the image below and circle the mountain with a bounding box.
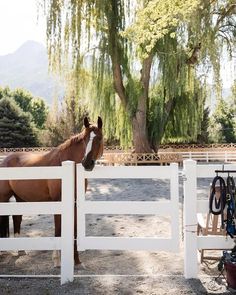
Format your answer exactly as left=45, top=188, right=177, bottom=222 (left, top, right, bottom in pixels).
left=0, top=41, right=64, bottom=104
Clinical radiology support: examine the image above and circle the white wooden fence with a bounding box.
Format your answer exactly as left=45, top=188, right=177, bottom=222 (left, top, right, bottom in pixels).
left=76, top=163, right=179, bottom=252
left=1, top=160, right=236, bottom=283
left=183, top=159, right=236, bottom=278
left=0, top=161, right=75, bottom=285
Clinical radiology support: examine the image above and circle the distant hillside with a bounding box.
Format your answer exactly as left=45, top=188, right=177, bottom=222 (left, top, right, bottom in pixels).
left=0, top=41, right=64, bottom=104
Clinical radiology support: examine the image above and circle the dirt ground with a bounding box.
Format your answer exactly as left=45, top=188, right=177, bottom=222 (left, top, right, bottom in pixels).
left=0, top=177, right=234, bottom=294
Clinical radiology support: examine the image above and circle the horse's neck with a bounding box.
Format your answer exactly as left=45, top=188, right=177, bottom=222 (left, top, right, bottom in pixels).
left=59, top=139, right=86, bottom=164
left=41, top=148, right=61, bottom=166
left=44, top=131, right=89, bottom=165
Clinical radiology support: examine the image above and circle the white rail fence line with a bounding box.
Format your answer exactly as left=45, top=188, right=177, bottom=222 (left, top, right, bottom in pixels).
left=76, top=163, right=179, bottom=252
left=0, top=161, right=75, bottom=285
left=177, top=151, right=236, bottom=162
left=183, top=159, right=236, bottom=279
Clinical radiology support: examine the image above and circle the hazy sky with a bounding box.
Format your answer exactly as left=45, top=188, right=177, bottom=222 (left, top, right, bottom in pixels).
left=0, top=0, right=46, bottom=55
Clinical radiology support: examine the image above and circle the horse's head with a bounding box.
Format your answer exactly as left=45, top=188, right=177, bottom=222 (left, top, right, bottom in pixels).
left=82, top=116, right=103, bottom=171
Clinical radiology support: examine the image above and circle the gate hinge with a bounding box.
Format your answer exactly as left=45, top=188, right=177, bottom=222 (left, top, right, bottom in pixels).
left=179, top=170, right=187, bottom=181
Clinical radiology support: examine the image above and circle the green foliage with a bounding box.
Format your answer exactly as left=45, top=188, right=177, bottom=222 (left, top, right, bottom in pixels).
left=124, top=0, right=200, bottom=58
left=88, top=72, right=133, bottom=148
left=125, top=78, right=142, bottom=116
left=29, top=98, right=49, bottom=129
left=45, top=95, right=88, bottom=146
left=0, top=87, right=49, bottom=129
left=0, top=97, right=39, bottom=147
left=208, top=99, right=236, bottom=143
left=125, top=0, right=236, bottom=82
left=43, top=0, right=236, bottom=149
left=197, top=107, right=210, bottom=143
left=228, top=80, right=236, bottom=112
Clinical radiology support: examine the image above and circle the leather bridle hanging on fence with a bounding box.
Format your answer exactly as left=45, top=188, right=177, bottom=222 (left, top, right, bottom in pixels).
left=209, top=175, right=226, bottom=229
left=210, top=170, right=236, bottom=238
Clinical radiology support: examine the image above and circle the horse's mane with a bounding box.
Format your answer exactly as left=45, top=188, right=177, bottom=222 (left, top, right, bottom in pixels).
left=58, top=130, right=86, bottom=151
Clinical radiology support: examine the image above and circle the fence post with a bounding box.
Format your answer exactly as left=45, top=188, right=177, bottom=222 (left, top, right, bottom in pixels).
left=183, top=159, right=198, bottom=279
left=76, top=164, right=86, bottom=251
left=170, top=163, right=179, bottom=252
left=61, top=161, right=75, bottom=284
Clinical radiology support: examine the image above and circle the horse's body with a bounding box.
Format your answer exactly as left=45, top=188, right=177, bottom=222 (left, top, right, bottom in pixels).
left=0, top=117, right=103, bottom=266
left=1, top=151, right=61, bottom=202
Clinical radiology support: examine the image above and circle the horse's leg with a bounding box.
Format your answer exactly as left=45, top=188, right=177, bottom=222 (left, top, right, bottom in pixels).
left=0, top=215, right=9, bottom=238
left=13, top=214, right=26, bottom=256
left=53, top=214, right=61, bottom=267
left=12, top=195, right=26, bottom=255
left=13, top=215, right=22, bottom=237
left=0, top=180, right=13, bottom=238
left=74, top=204, right=81, bottom=266
left=13, top=195, right=23, bottom=237
left=53, top=210, right=82, bottom=268
left=74, top=179, right=88, bottom=268
left=50, top=179, right=84, bottom=268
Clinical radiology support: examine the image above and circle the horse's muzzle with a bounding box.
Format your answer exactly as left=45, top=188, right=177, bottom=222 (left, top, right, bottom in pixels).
left=82, top=159, right=95, bottom=171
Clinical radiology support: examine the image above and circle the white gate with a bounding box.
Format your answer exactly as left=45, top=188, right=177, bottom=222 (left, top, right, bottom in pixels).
left=76, top=163, right=179, bottom=252
left=183, top=159, right=236, bottom=278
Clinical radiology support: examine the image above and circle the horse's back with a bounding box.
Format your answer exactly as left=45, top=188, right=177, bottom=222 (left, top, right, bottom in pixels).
left=1, top=152, right=45, bottom=168
left=0, top=152, right=60, bottom=202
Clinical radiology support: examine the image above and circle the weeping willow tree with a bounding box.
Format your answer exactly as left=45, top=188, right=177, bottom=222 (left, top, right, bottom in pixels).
left=43, top=0, right=236, bottom=152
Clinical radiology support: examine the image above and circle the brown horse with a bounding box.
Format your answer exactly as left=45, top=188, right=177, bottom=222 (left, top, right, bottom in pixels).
left=0, top=116, right=103, bottom=267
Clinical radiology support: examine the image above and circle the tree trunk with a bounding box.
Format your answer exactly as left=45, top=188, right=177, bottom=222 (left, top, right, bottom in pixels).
left=131, top=54, right=154, bottom=153
left=132, top=111, right=152, bottom=153
left=106, top=5, right=154, bottom=153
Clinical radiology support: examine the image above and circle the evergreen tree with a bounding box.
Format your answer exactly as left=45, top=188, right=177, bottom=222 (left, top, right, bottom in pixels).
left=0, top=97, right=38, bottom=147
left=0, top=87, right=49, bottom=129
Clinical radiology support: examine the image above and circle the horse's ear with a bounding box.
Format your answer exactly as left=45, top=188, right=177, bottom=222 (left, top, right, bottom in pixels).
left=97, top=116, right=103, bottom=129
left=84, top=117, right=90, bottom=128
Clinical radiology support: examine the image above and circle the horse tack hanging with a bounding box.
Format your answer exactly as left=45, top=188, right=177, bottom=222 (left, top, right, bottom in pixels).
left=210, top=169, right=236, bottom=238
left=209, top=175, right=226, bottom=229
left=226, top=175, right=236, bottom=238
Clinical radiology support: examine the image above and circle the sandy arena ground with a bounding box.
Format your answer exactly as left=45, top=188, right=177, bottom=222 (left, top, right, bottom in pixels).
left=0, top=176, right=234, bottom=294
